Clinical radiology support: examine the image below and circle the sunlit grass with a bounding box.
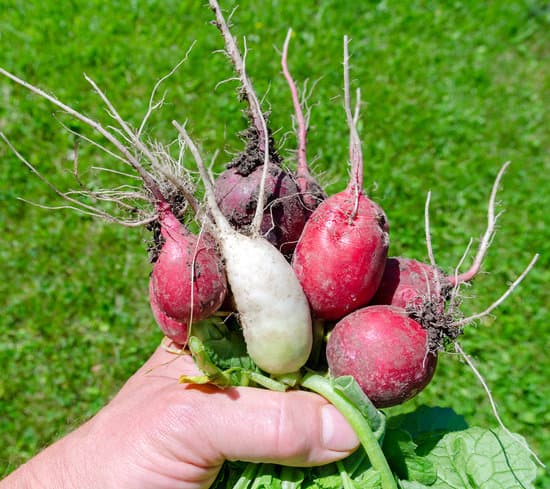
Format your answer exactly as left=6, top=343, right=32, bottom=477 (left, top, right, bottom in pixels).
left=1, top=0, right=548, bottom=484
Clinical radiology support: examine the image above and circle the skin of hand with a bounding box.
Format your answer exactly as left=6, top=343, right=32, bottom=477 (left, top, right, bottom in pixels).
left=1, top=344, right=359, bottom=489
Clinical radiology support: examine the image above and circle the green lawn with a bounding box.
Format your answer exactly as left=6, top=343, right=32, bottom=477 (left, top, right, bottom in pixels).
left=1, top=0, right=549, bottom=485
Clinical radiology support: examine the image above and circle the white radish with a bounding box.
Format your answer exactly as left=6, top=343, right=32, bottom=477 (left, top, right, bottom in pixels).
left=173, top=121, right=312, bottom=375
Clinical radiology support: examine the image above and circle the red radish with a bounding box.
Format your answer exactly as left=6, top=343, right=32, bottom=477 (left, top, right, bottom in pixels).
left=214, top=158, right=307, bottom=255
left=293, top=194, right=388, bottom=320
left=149, top=200, right=227, bottom=334
left=210, top=5, right=308, bottom=256
left=371, top=257, right=447, bottom=310
left=326, top=305, right=437, bottom=408
left=292, top=38, right=389, bottom=320
left=369, top=257, right=458, bottom=351
left=281, top=29, right=326, bottom=215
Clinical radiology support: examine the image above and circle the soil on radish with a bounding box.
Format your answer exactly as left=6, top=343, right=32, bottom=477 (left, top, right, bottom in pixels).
left=215, top=127, right=308, bottom=255
left=146, top=191, right=189, bottom=263
left=370, top=257, right=463, bottom=352
left=228, top=125, right=282, bottom=175
left=407, top=296, right=463, bottom=353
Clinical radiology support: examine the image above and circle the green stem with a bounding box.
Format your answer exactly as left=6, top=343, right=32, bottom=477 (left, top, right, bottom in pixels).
left=250, top=464, right=270, bottom=489
left=336, top=460, right=355, bottom=489
left=301, top=373, right=397, bottom=489
left=231, top=462, right=258, bottom=489
left=280, top=466, right=304, bottom=489
left=248, top=371, right=288, bottom=391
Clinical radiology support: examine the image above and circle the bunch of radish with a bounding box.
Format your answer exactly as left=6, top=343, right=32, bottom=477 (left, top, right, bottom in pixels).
left=163, top=4, right=536, bottom=411
left=1, top=0, right=539, bottom=454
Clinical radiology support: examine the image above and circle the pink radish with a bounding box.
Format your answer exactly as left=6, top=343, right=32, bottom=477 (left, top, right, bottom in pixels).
left=149, top=280, right=188, bottom=344
left=149, top=200, right=227, bottom=340
left=292, top=38, right=389, bottom=320
left=371, top=257, right=447, bottom=310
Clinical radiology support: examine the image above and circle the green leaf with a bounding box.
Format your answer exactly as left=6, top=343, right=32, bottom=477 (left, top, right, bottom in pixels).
left=387, top=408, right=538, bottom=488
left=354, top=468, right=381, bottom=489
left=340, top=447, right=373, bottom=478
left=184, top=336, right=233, bottom=387
left=337, top=460, right=358, bottom=489
left=388, top=406, right=468, bottom=454
left=210, top=461, right=254, bottom=489
left=185, top=335, right=289, bottom=390
left=191, top=317, right=256, bottom=371
left=417, top=427, right=537, bottom=488
left=309, top=474, right=346, bottom=489
left=383, top=429, right=436, bottom=485
left=398, top=482, right=431, bottom=489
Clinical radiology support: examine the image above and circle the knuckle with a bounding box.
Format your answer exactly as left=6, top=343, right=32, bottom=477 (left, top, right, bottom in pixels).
left=267, top=396, right=311, bottom=461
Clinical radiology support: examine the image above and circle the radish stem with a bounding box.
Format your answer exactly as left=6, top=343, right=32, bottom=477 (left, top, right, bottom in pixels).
left=232, top=462, right=258, bottom=489
left=282, top=29, right=308, bottom=179
left=301, top=373, right=397, bottom=489
left=449, top=161, right=510, bottom=285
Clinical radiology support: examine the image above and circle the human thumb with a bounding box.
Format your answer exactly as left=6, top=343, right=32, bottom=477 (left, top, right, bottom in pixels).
left=179, top=383, right=360, bottom=467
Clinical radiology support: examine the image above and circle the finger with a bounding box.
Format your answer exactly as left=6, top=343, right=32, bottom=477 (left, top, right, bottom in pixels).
left=175, top=384, right=360, bottom=467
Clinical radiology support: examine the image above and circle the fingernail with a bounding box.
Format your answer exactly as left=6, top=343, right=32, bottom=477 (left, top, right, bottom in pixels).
left=321, top=405, right=360, bottom=452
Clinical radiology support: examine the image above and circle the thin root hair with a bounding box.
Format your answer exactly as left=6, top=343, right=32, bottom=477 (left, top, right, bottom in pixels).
left=209, top=0, right=265, bottom=139
left=282, top=28, right=308, bottom=175
left=455, top=342, right=545, bottom=467
left=91, top=166, right=142, bottom=180
left=447, top=238, right=474, bottom=317
left=452, top=254, right=539, bottom=327
left=16, top=197, right=156, bottom=227
left=137, top=41, right=196, bottom=139
left=173, top=122, right=219, bottom=234
left=342, top=36, right=363, bottom=220
left=1, top=131, right=154, bottom=226
left=183, top=217, right=209, bottom=349
left=424, top=191, right=437, bottom=267
left=53, top=115, right=131, bottom=170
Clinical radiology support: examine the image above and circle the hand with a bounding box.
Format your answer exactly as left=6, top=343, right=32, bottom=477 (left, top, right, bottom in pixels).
left=2, top=344, right=359, bottom=489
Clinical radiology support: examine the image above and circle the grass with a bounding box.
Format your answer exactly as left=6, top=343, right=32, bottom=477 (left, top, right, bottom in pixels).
left=1, top=0, right=549, bottom=485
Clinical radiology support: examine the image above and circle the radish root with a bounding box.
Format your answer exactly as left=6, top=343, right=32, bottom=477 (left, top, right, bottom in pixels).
left=343, top=36, right=364, bottom=221
left=281, top=29, right=326, bottom=213
left=0, top=64, right=200, bottom=227
left=209, top=0, right=271, bottom=236
left=452, top=253, right=539, bottom=327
